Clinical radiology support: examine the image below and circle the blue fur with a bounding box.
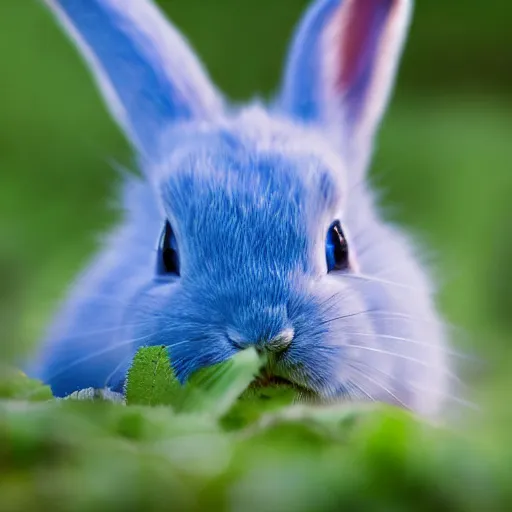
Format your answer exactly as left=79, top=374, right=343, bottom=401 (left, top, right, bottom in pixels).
left=280, top=0, right=341, bottom=120
left=54, top=0, right=192, bottom=154
left=27, top=0, right=451, bottom=418
left=27, top=126, right=343, bottom=395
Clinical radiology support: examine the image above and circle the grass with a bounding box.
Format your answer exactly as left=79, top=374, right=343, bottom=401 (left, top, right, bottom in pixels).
left=1, top=346, right=511, bottom=512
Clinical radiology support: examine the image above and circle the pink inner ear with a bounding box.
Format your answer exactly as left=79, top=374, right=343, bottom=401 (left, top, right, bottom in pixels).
left=338, top=0, right=396, bottom=91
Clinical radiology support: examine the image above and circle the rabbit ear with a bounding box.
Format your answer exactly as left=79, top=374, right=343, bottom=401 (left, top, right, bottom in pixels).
left=280, top=0, right=412, bottom=172
left=46, top=0, right=223, bottom=157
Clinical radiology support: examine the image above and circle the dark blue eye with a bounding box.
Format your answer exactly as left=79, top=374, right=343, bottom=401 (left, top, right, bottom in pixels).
left=157, top=221, right=180, bottom=276
left=326, top=220, right=349, bottom=272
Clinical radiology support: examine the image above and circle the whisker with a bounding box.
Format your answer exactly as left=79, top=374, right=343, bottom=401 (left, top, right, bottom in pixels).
left=317, top=299, right=467, bottom=344
left=321, top=297, right=344, bottom=318
left=345, top=379, right=376, bottom=402
left=343, top=344, right=463, bottom=384
left=320, top=310, right=476, bottom=362
left=317, top=292, right=342, bottom=309
left=104, top=338, right=207, bottom=387
left=320, top=308, right=457, bottom=333
left=340, top=273, right=418, bottom=291
left=163, top=338, right=204, bottom=350
left=349, top=360, right=478, bottom=411
left=341, top=331, right=470, bottom=360
left=42, top=322, right=154, bottom=345
left=363, top=310, right=458, bottom=330
left=104, top=354, right=133, bottom=389
left=348, top=364, right=411, bottom=410
left=46, top=333, right=153, bottom=381
left=318, top=308, right=378, bottom=327
left=370, top=314, right=477, bottom=351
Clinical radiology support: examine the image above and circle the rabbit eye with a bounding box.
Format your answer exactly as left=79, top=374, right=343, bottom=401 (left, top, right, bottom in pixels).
left=326, top=220, right=349, bottom=272
left=157, top=221, right=180, bottom=276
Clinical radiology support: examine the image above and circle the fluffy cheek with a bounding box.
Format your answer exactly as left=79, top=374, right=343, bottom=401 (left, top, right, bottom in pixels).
left=282, top=277, right=374, bottom=397
left=103, top=285, right=177, bottom=390
left=322, top=283, right=388, bottom=398
left=119, top=281, right=202, bottom=359
left=126, top=283, right=178, bottom=337
left=125, top=282, right=237, bottom=381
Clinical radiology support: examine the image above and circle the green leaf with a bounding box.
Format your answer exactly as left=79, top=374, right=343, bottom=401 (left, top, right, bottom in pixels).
left=243, top=402, right=388, bottom=443
left=124, top=346, right=263, bottom=416
left=178, top=347, right=263, bottom=417
left=124, top=346, right=181, bottom=407
left=222, top=384, right=299, bottom=430
left=0, top=368, right=53, bottom=402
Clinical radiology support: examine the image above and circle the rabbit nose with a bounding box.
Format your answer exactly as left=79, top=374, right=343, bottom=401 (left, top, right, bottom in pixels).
left=228, top=327, right=294, bottom=354
left=263, top=328, right=294, bottom=353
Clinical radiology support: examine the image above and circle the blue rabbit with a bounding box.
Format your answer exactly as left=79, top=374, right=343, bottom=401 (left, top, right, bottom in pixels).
left=27, top=0, right=452, bottom=418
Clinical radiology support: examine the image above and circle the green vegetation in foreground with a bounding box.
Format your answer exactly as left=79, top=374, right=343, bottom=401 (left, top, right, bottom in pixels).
left=0, top=347, right=510, bottom=512
left=0, top=1, right=510, bottom=510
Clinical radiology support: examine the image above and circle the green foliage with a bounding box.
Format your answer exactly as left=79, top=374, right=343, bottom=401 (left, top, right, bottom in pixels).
left=0, top=369, right=53, bottom=402
left=178, top=347, right=263, bottom=416
left=1, top=348, right=511, bottom=511
left=0, top=377, right=509, bottom=511
left=125, top=346, right=265, bottom=417
left=125, top=346, right=181, bottom=407
left=223, top=383, right=299, bottom=430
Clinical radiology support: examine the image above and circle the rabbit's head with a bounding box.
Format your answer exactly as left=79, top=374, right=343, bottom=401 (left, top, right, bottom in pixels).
left=37, top=0, right=450, bottom=417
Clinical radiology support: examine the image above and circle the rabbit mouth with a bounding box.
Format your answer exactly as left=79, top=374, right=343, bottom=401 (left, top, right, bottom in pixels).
left=250, top=369, right=318, bottom=400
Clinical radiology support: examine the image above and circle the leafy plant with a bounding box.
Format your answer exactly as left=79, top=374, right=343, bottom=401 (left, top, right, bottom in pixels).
left=0, top=347, right=510, bottom=512
left=0, top=368, right=53, bottom=402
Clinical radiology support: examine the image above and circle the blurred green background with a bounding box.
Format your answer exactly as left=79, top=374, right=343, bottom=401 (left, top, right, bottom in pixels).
left=0, top=0, right=510, bottom=432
